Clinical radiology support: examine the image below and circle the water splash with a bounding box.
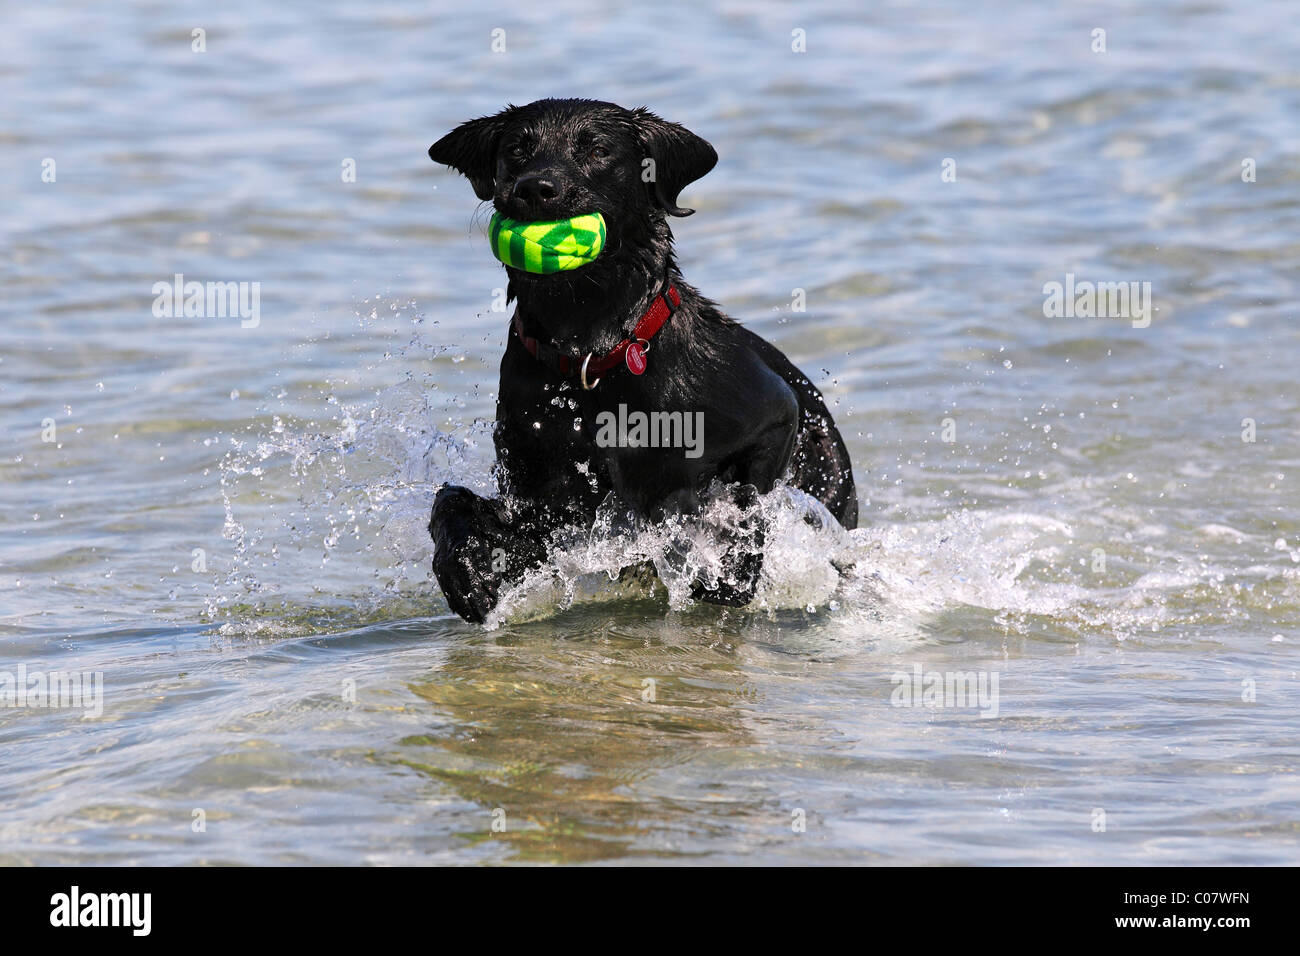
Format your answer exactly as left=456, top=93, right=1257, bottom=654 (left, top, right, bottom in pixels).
left=206, top=302, right=494, bottom=634
left=203, top=301, right=1297, bottom=646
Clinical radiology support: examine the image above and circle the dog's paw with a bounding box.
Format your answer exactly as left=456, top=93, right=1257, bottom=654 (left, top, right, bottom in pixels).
left=433, top=541, right=500, bottom=624
left=429, top=486, right=502, bottom=624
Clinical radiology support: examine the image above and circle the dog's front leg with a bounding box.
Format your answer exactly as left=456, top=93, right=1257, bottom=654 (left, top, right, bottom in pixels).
left=687, top=380, right=799, bottom=606
left=428, top=485, right=544, bottom=623
left=656, top=484, right=766, bottom=607
left=688, top=482, right=766, bottom=607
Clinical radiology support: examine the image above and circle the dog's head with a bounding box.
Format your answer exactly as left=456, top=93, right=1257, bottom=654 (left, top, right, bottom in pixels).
left=429, top=98, right=716, bottom=267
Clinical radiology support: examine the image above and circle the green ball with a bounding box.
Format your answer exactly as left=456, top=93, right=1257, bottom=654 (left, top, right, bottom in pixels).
left=488, top=212, right=606, bottom=274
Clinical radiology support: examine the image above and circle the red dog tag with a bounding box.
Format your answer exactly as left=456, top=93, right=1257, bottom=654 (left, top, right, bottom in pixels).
left=625, top=341, right=647, bottom=375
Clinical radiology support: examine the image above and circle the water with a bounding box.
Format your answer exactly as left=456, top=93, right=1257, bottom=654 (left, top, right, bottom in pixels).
left=2, top=0, right=1298, bottom=864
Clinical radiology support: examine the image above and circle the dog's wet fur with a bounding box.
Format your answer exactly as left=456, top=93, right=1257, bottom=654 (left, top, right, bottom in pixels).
left=427, top=98, right=857, bottom=622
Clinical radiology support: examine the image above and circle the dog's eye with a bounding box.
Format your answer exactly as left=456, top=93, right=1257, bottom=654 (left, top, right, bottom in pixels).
left=587, top=145, right=610, bottom=160
left=506, top=142, right=527, bottom=160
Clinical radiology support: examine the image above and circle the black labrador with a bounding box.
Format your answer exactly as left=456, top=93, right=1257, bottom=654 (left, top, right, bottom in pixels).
left=427, top=98, right=857, bottom=623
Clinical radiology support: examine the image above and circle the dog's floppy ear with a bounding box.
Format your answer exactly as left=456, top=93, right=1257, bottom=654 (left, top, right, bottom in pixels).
left=428, top=110, right=510, bottom=201
left=632, top=108, right=718, bottom=217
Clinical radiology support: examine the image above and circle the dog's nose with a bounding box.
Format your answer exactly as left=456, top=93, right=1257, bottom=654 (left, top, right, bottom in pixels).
left=511, top=174, right=562, bottom=211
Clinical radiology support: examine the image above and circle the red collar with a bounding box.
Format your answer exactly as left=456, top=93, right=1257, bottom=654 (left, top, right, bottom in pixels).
left=512, top=286, right=680, bottom=390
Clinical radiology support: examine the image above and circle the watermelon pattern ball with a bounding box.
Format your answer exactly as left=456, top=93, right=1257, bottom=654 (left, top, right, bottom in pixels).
left=488, top=212, right=606, bottom=274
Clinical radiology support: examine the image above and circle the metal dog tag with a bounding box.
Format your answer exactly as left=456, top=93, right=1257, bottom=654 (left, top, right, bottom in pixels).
left=625, top=341, right=647, bottom=375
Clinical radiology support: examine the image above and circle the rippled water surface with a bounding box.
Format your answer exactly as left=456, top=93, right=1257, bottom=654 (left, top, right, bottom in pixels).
left=2, top=0, right=1298, bottom=864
